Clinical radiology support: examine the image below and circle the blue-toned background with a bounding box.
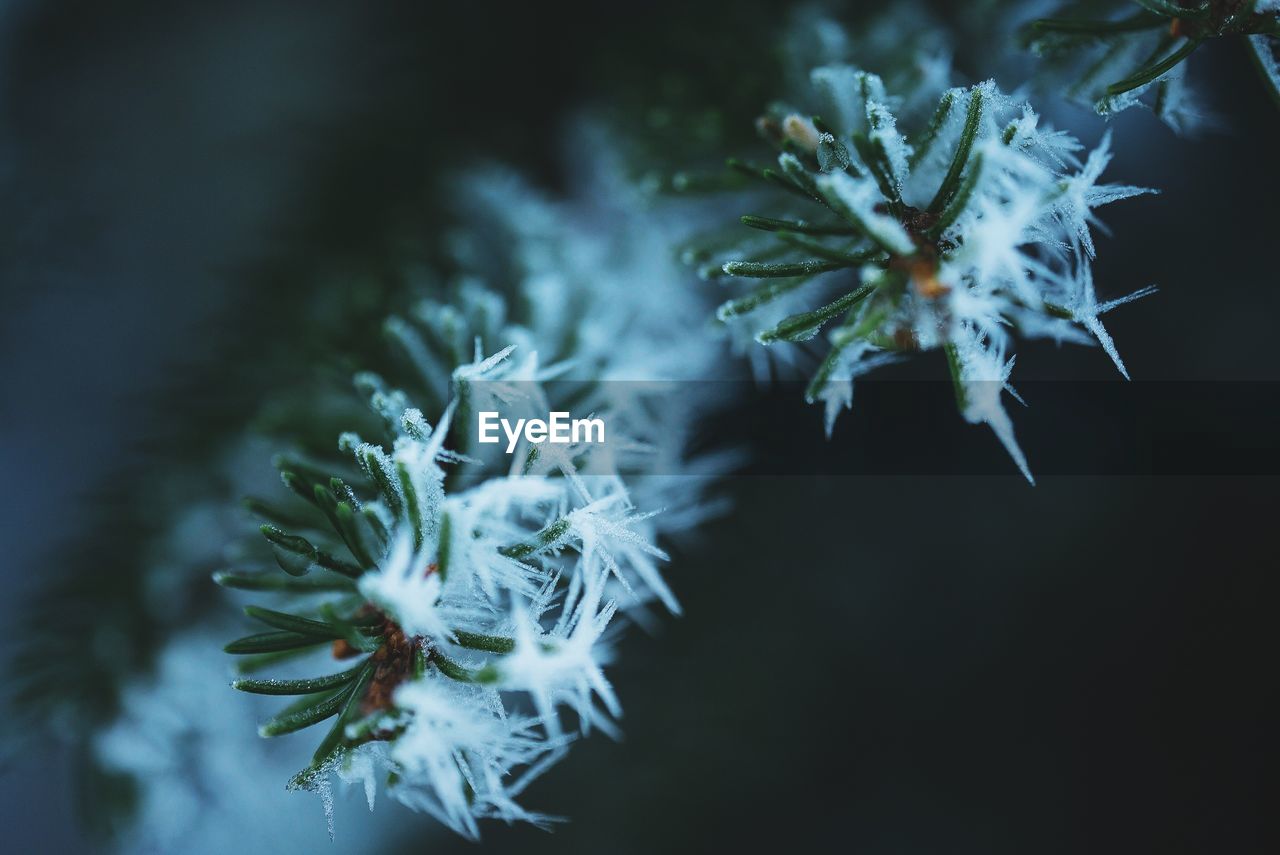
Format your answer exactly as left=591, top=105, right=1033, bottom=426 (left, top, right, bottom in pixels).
left=1, top=1, right=1275, bottom=852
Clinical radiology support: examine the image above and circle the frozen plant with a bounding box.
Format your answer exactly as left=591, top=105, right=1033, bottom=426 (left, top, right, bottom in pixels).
left=221, top=331, right=688, bottom=839
left=43, top=135, right=728, bottom=849
left=697, top=67, right=1156, bottom=481
left=215, top=154, right=727, bottom=840
left=1020, top=0, right=1280, bottom=132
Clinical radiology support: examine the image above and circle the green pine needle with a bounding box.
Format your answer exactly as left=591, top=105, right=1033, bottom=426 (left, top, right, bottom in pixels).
left=212, top=570, right=357, bottom=593
left=307, top=663, right=376, bottom=768
left=1105, top=38, right=1201, bottom=97
left=740, top=215, right=857, bottom=236
left=233, top=663, right=367, bottom=696
left=452, top=630, right=516, bottom=654
left=498, top=517, right=571, bottom=559
left=224, top=630, right=330, bottom=655
left=243, top=606, right=350, bottom=640
left=258, top=685, right=351, bottom=738
left=927, top=86, right=986, bottom=215
left=757, top=281, right=878, bottom=344
left=722, top=259, right=847, bottom=278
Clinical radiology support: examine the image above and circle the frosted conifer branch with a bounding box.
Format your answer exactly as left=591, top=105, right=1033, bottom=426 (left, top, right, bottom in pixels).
left=209, top=153, right=729, bottom=837
left=695, top=61, right=1156, bottom=481
left=76, top=142, right=729, bottom=845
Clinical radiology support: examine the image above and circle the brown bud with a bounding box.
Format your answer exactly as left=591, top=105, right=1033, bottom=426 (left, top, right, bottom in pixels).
left=907, top=257, right=950, bottom=299
left=331, top=638, right=360, bottom=660
left=755, top=115, right=782, bottom=144
left=781, top=114, right=821, bottom=153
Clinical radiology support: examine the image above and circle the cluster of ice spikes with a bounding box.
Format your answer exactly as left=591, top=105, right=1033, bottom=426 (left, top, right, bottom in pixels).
left=1020, top=0, right=1280, bottom=132
left=207, top=159, right=723, bottom=840
left=704, top=67, right=1156, bottom=481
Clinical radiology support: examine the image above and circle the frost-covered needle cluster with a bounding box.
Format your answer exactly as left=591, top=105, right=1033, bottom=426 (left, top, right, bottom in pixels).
left=702, top=65, right=1157, bottom=481
left=211, top=158, right=724, bottom=840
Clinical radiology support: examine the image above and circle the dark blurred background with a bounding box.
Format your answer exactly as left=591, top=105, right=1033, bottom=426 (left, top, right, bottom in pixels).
left=0, top=1, right=1275, bottom=852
